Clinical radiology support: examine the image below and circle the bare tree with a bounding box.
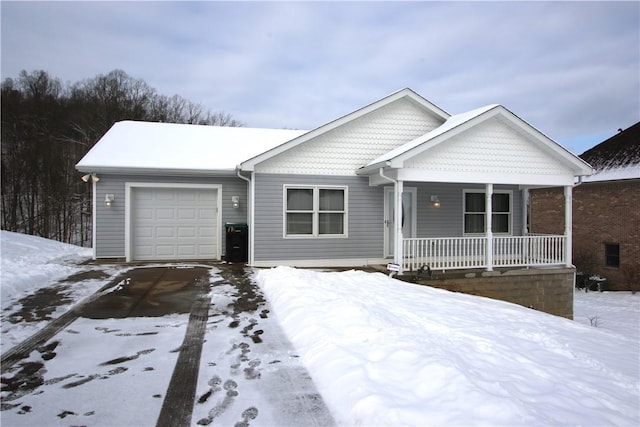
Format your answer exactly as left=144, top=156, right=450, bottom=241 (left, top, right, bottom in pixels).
left=1, top=69, right=243, bottom=246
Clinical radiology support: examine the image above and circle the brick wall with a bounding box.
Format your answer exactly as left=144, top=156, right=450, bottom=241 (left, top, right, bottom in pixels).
left=406, top=268, right=575, bottom=318
left=530, top=181, right=640, bottom=291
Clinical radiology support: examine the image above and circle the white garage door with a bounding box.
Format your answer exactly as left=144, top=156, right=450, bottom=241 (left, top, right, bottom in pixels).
left=132, top=187, right=218, bottom=261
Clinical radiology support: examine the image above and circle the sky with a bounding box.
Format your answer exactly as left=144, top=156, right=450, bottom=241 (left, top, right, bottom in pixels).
left=1, top=1, right=638, bottom=155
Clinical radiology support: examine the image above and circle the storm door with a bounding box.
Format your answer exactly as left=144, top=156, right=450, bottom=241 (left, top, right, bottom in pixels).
left=383, top=187, right=416, bottom=258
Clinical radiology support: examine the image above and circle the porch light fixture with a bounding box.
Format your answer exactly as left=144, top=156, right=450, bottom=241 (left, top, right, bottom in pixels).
left=430, top=195, right=441, bottom=208
left=104, top=194, right=115, bottom=207
left=231, top=196, right=240, bottom=209
left=81, top=173, right=100, bottom=183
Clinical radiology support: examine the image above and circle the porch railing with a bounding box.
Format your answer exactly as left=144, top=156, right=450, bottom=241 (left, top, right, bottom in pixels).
left=403, top=235, right=566, bottom=272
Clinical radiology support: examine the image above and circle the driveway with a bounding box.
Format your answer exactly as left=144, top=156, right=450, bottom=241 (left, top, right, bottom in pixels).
left=1, top=263, right=335, bottom=426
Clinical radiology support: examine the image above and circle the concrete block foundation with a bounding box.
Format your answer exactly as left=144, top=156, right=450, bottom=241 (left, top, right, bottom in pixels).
left=399, top=267, right=575, bottom=319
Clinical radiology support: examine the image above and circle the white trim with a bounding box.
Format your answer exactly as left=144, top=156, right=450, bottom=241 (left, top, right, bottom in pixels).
left=395, top=168, right=577, bottom=186
left=282, top=185, right=349, bottom=238
left=124, top=182, right=223, bottom=262
left=252, top=258, right=387, bottom=268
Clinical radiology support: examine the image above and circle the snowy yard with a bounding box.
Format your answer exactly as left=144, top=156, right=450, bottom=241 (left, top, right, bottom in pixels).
left=1, top=231, right=639, bottom=426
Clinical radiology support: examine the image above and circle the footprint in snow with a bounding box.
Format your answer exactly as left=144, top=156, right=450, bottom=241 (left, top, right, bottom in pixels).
left=197, top=380, right=238, bottom=425
left=235, top=406, right=259, bottom=427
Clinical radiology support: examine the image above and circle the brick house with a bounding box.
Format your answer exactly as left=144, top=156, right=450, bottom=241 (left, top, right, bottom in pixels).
left=530, top=122, right=640, bottom=291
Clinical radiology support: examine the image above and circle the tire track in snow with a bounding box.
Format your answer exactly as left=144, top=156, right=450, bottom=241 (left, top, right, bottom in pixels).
left=156, top=292, right=212, bottom=427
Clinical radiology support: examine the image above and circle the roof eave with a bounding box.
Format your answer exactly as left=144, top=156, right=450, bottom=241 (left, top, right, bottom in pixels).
left=75, top=165, right=238, bottom=176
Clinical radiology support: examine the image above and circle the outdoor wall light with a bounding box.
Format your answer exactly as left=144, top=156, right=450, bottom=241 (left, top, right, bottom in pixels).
left=81, top=173, right=100, bottom=183
left=104, top=194, right=115, bottom=207
left=430, top=195, right=441, bottom=208
left=232, top=196, right=240, bottom=209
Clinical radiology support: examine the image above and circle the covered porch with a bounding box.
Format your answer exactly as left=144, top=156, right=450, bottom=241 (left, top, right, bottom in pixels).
left=355, top=105, right=592, bottom=275
left=381, top=181, right=573, bottom=274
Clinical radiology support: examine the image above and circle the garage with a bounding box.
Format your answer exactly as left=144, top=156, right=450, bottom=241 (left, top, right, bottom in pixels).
left=130, top=187, right=219, bottom=261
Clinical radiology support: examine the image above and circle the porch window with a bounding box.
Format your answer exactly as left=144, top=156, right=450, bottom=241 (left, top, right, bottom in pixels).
left=604, top=243, right=620, bottom=268
left=285, top=186, right=347, bottom=237
left=464, top=191, right=512, bottom=234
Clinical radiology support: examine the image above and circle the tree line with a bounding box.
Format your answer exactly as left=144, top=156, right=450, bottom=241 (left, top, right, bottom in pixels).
left=1, top=69, right=242, bottom=246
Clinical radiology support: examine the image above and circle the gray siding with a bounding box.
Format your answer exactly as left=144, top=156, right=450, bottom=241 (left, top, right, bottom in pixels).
left=254, top=175, right=523, bottom=263
left=413, top=183, right=523, bottom=238
left=94, top=174, right=248, bottom=258
left=254, top=174, right=384, bottom=262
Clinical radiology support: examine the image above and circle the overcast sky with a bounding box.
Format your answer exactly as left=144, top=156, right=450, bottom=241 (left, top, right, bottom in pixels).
left=2, top=1, right=638, bottom=154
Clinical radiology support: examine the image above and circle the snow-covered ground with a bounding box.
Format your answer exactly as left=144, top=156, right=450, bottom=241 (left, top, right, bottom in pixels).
left=2, top=231, right=639, bottom=426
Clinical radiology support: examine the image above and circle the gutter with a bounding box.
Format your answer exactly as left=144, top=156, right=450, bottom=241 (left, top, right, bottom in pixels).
left=378, top=165, right=397, bottom=185
left=236, top=167, right=250, bottom=183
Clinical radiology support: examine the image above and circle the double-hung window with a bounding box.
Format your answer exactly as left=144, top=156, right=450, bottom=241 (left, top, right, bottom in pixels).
left=463, top=190, right=512, bottom=234
left=285, top=186, right=347, bottom=237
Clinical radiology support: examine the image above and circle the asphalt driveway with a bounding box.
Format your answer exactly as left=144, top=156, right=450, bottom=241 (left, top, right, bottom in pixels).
left=1, top=263, right=335, bottom=426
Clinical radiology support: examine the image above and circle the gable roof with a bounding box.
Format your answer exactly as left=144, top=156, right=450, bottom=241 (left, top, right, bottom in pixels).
left=580, top=121, right=640, bottom=182
left=357, top=104, right=593, bottom=177
left=239, top=88, right=450, bottom=171
left=76, top=121, right=307, bottom=175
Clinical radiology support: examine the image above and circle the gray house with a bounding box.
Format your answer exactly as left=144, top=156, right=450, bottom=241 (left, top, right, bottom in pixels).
left=77, top=88, right=593, bottom=275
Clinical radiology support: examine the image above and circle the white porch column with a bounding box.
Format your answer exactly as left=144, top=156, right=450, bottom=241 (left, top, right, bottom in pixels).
left=522, top=188, right=529, bottom=235
left=394, top=180, right=404, bottom=270
left=485, top=183, right=494, bottom=271
left=564, top=185, right=573, bottom=267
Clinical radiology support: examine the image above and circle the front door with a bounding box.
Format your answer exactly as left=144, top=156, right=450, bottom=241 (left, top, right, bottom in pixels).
left=384, top=187, right=416, bottom=258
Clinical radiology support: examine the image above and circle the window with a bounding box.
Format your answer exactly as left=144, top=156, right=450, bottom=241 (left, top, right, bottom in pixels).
left=464, top=191, right=512, bottom=234
left=604, top=243, right=620, bottom=268
left=285, top=186, right=347, bottom=237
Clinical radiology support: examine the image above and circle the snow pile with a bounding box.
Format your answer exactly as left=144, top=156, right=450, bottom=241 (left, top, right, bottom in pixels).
left=258, top=266, right=639, bottom=426
left=1, top=231, right=92, bottom=309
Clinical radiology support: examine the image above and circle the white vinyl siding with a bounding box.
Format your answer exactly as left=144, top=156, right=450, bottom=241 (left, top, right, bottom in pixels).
left=284, top=185, right=347, bottom=238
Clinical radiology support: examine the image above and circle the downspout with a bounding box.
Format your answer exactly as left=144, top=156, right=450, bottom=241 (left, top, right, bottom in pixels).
left=91, top=179, right=97, bottom=260
left=236, top=167, right=253, bottom=266
left=569, top=175, right=584, bottom=311
left=379, top=167, right=403, bottom=273
left=574, top=176, right=584, bottom=188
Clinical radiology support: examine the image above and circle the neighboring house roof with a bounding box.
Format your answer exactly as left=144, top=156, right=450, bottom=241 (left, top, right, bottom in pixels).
left=239, top=88, right=450, bottom=171
left=580, top=121, right=640, bottom=183
left=76, top=121, right=307, bottom=175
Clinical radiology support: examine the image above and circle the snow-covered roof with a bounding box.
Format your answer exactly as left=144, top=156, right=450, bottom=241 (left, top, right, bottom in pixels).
left=582, top=164, right=640, bottom=183
left=76, top=121, right=307, bottom=174
left=579, top=121, right=639, bottom=181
